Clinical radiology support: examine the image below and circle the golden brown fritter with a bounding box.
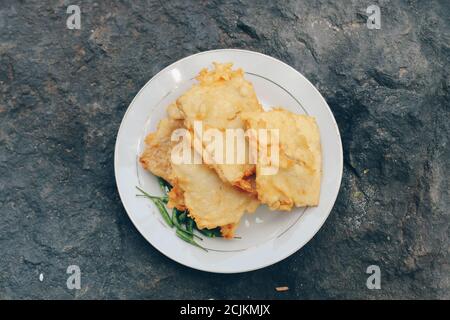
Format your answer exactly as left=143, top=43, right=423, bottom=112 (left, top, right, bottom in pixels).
left=170, top=63, right=263, bottom=192
left=241, top=108, right=322, bottom=211
left=139, top=118, right=184, bottom=185
left=140, top=117, right=259, bottom=238
left=170, top=160, right=259, bottom=230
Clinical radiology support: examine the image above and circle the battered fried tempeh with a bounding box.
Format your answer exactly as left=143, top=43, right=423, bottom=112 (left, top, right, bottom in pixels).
left=140, top=117, right=259, bottom=238
left=139, top=118, right=184, bottom=185
left=241, top=108, right=322, bottom=211
left=170, top=62, right=263, bottom=192
left=170, top=160, right=259, bottom=234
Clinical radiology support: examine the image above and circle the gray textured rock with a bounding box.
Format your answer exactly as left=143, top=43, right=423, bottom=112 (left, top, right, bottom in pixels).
left=0, top=0, right=448, bottom=299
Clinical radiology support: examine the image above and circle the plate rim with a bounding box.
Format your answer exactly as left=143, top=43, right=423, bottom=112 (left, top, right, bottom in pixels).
left=114, top=48, right=343, bottom=273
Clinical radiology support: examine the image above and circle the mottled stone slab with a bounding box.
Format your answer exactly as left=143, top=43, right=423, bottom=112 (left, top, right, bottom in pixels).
left=0, top=0, right=448, bottom=299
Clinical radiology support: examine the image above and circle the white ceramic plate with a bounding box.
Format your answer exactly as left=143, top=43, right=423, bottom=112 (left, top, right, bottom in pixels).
left=115, top=49, right=343, bottom=273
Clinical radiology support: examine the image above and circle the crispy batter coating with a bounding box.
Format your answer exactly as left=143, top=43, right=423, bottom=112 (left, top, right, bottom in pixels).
left=241, top=108, right=322, bottom=211
left=139, top=118, right=184, bottom=185
left=140, top=117, right=259, bottom=237
left=171, top=63, right=263, bottom=191
left=167, top=184, right=186, bottom=211
left=170, top=160, right=259, bottom=230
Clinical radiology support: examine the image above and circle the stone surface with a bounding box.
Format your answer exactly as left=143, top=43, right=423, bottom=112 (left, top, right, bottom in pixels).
left=0, top=0, right=448, bottom=299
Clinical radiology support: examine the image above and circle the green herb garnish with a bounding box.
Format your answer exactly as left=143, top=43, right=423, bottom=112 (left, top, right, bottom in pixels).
left=136, top=181, right=208, bottom=251
left=135, top=186, right=168, bottom=203
left=137, top=178, right=241, bottom=249
left=176, top=229, right=208, bottom=252
left=136, top=186, right=173, bottom=227
left=158, top=177, right=172, bottom=193
left=197, top=227, right=223, bottom=238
